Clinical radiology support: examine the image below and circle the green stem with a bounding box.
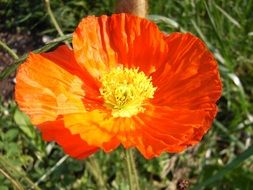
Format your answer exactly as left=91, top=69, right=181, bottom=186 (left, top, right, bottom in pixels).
left=0, top=40, right=19, bottom=60
left=34, top=155, right=68, bottom=187
left=86, top=156, right=108, bottom=190
left=126, top=149, right=135, bottom=190
left=125, top=149, right=140, bottom=190
left=44, top=0, right=71, bottom=48
left=129, top=149, right=140, bottom=190
left=0, top=156, right=41, bottom=190
left=0, top=168, right=24, bottom=190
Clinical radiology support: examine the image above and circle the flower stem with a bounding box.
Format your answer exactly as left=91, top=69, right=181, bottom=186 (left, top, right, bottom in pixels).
left=86, top=156, right=108, bottom=190
left=0, top=40, right=19, bottom=60
left=125, top=149, right=141, bottom=190
left=44, top=0, right=71, bottom=48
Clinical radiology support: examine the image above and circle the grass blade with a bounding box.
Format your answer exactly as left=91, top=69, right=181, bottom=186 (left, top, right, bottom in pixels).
left=0, top=156, right=41, bottom=190
left=214, top=4, right=241, bottom=29
left=192, top=144, right=253, bottom=190
left=148, top=15, right=179, bottom=29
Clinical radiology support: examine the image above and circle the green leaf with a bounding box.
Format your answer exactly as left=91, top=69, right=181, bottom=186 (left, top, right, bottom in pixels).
left=0, top=142, right=4, bottom=150
left=0, top=185, right=9, bottom=190
left=5, top=129, right=19, bottom=141
left=14, top=109, right=34, bottom=138
left=5, top=142, right=20, bottom=156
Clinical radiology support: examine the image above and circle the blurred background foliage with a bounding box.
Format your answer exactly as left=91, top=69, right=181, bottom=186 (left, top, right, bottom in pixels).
left=0, top=0, right=253, bottom=189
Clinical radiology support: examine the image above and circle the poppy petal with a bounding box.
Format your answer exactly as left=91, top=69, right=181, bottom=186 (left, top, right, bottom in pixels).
left=63, top=111, right=119, bottom=148
left=41, top=45, right=102, bottom=112
left=15, top=46, right=86, bottom=125
left=63, top=112, right=140, bottom=152
left=72, top=14, right=168, bottom=77
left=107, top=14, right=168, bottom=74
left=130, top=104, right=217, bottom=159
left=73, top=15, right=117, bottom=79
left=152, top=33, right=222, bottom=109
left=38, top=119, right=98, bottom=159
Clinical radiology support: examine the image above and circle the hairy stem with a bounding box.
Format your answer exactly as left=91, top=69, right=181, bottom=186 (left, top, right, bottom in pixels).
left=86, top=156, right=108, bottom=190
left=125, top=149, right=140, bottom=190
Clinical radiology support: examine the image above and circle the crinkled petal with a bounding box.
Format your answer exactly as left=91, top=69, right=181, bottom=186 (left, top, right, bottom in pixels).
left=63, top=111, right=120, bottom=150
left=15, top=45, right=99, bottom=159
left=38, top=118, right=98, bottom=159
left=63, top=111, right=142, bottom=152
left=41, top=45, right=103, bottom=112
left=130, top=104, right=217, bottom=159
left=134, top=33, right=222, bottom=158
left=15, top=46, right=87, bottom=125
left=151, top=33, right=222, bottom=109
left=72, top=14, right=168, bottom=78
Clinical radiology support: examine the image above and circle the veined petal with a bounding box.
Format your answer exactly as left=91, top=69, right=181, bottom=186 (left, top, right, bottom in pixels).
left=73, top=15, right=117, bottom=79
left=72, top=14, right=168, bottom=77
left=107, top=14, right=168, bottom=74
left=63, top=111, right=120, bottom=149
left=15, top=46, right=86, bottom=124
left=15, top=46, right=100, bottom=159
left=130, top=104, right=217, bottom=159
left=152, top=33, right=222, bottom=109
left=38, top=118, right=98, bottom=159
left=63, top=111, right=139, bottom=152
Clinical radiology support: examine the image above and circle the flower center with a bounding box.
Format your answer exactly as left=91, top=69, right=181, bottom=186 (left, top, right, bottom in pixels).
left=100, top=67, right=156, bottom=118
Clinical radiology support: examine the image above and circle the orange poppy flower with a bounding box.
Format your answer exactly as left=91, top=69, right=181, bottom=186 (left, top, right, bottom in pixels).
left=15, top=14, right=222, bottom=159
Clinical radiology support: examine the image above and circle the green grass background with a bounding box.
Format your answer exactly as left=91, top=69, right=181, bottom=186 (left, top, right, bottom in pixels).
left=0, top=0, right=253, bottom=189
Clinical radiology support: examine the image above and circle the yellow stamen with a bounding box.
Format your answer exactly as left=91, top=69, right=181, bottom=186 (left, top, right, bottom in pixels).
left=100, top=67, right=156, bottom=117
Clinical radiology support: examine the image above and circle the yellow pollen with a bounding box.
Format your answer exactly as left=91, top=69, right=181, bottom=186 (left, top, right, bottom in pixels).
left=100, top=67, right=156, bottom=118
